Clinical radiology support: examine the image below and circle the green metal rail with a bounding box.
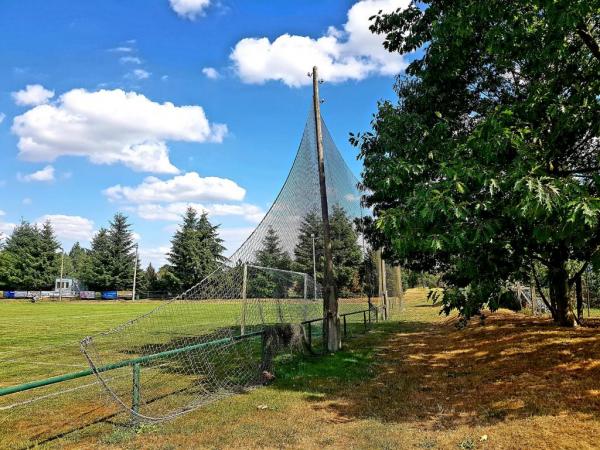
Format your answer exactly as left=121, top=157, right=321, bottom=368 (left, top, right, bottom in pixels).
left=0, top=330, right=264, bottom=398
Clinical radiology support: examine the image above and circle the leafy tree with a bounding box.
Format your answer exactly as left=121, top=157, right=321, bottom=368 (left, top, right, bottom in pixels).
left=355, top=0, right=600, bottom=325
left=167, top=207, right=225, bottom=291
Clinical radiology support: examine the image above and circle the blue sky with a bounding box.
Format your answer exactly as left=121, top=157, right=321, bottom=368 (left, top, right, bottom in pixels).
left=0, top=0, right=409, bottom=268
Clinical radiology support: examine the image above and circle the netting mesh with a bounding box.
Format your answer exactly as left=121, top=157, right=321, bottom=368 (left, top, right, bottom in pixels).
left=0, top=103, right=407, bottom=447
left=78, top=105, right=372, bottom=421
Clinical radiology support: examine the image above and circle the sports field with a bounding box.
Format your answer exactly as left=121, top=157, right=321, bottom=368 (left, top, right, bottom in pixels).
left=0, top=297, right=372, bottom=448
left=3, top=292, right=599, bottom=449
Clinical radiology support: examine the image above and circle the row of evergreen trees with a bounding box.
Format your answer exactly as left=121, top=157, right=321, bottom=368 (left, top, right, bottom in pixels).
left=0, top=205, right=369, bottom=296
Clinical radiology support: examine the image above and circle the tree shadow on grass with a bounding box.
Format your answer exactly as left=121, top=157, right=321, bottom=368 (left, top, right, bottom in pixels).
left=273, top=310, right=600, bottom=431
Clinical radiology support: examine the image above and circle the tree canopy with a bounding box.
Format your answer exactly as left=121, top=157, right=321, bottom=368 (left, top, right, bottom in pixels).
left=355, top=0, right=600, bottom=325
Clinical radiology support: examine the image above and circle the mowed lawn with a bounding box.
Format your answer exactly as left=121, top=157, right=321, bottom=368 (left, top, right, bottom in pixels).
left=2, top=291, right=600, bottom=449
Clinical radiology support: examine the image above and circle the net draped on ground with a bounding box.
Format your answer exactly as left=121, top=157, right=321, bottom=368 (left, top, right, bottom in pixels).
left=80, top=105, right=377, bottom=421
left=0, top=105, right=401, bottom=431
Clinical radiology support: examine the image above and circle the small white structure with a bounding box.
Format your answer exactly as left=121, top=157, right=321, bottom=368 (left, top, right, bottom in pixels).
left=54, top=278, right=81, bottom=298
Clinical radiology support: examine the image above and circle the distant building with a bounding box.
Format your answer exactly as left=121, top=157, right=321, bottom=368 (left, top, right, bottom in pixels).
left=54, top=278, right=83, bottom=297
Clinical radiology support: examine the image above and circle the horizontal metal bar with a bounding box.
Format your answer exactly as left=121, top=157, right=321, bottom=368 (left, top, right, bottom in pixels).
left=246, top=264, right=308, bottom=278
left=339, top=309, right=371, bottom=318
left=0, top=331, right=263, bottom=398
left=301, top=317, right=325, bottom=325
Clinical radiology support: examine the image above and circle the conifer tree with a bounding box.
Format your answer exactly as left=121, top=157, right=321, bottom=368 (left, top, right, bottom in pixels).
left=3, top=221, right=44, bottom=289
left=108, top=213, right=136, bottom=290
left=86, top=228, right=113, bottom=290
left=168, top=207, right=225, bottom=290
left=39, top=220, right=60, bottom=288
left=249, top=227, right=292, bottom=298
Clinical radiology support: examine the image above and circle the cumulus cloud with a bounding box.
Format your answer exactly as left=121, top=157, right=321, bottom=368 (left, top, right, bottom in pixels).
left=169, top=0, right=211, bottom=20
left=17, top=165, right=55, bottom=182
left=36, top=214, right=95, bottom=242
left=12, top=88, right=227, bottom=174
left=230, top=0, right=408, bottom=87
left=12, top=84, right=55, bottom=106
left=202, top=67, right=220, bottom=79
left=138, top=245, right=170, bottom=268
left=104, top=172, right=245, bottom=203
left=0, top=112, right=5, bottom=124
left=135, top=202, right=264, bottom=223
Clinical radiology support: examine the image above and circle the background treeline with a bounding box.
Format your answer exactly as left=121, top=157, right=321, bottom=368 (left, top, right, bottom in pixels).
left=0, top=205, right=381, bottom=298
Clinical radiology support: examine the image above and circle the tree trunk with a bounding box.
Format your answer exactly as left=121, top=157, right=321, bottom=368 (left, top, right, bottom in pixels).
left=548, top=252, right=575, bottom=327
left=576, top=275, right=583, bottom=322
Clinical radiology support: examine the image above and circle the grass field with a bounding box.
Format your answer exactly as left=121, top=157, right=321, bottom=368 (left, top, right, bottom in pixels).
left=2, top=291, right=600, bottom=449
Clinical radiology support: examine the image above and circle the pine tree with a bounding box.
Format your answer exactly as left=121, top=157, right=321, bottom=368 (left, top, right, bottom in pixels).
left=293, top=211, right=323, bottom=281
left=248, top=227, right=293, bottom=298
left=293, top=207, right=363, bottom=296
left=39, top=220, right=60, bottom=288
left=69, top=242, right=90, bottom=282
left=86, top=228, right=112, bottom=290
left=143, top=263, right=159, bottom=293
left=3, top=221, right=44, bottom=289
left=255, top=227, right=291, bottom=270
left=108, top=213, right=136, bottom=290
left=168, top=207, right=225, bottom=291
left=330, top=206, right=362, bottom=296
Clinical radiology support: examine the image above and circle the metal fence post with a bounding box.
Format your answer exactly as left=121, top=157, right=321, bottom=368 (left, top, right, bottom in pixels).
left=343, top=315, right=347, bottom=337
left=363, top=311, right=367, bottom=332
left=241, top=264, right=248, bottom=335
left=132, top=363, right=141, bottom=418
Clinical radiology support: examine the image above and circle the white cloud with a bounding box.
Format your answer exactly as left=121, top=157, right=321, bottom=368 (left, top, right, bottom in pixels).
left=169, top=0, right=211, bottom=20
left=230, top=0, right=408, bottom=87
left=17, top=165, right=55, bottom=182
left=104, top=172, right=245, bottom=203
left=36, top=214, right=95, bottom=242
left=135, top=202, right=264, bottom=223
left=12, top=88, right=227, bottom=174
left=120, top=56, right=142, bottom=64
left=130, top=69, right=151, bottom=80
left=138, top=245, right=170, bottom=268
left=0, top=220, right=16, bottom=240
left=0, top=113, right=5, bottom=124
left=22, top=197, right=32, bottom=205
left=202, top=67, right=220, bottom=79
left=12, top=84, right=55, bottom=106
left=109, top=46, right=134, bottom=53
left=220, top=227, right=255, bottom=256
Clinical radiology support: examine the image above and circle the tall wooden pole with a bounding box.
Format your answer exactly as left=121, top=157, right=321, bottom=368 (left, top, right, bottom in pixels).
left=132, top=244, right=138, bottom=301
left=312, top=66, right=340, bottom=352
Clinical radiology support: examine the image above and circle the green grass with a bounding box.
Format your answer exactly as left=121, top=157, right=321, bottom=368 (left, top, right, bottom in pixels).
left=0, top=296, right=373, bottom=448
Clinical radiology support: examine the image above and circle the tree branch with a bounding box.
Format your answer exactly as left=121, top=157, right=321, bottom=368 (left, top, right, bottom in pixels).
left=532, top=262, right=557, bottom=318
left=569, top=261, right=589, bottom=287
left=577, top=23, right=600, bottom=63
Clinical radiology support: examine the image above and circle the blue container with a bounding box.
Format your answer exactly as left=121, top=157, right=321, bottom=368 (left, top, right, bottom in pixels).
left=4, top=291, right=15, bottom=299
left=101, top=291, right=118, bottom=300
